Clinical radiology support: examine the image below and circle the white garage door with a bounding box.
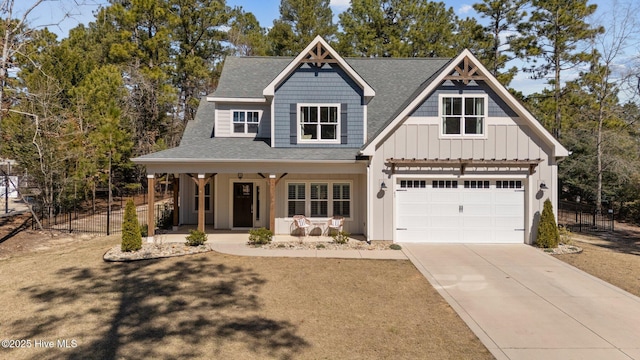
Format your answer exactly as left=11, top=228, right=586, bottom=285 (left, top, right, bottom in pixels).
left=396, top=179, right=524, bottom=243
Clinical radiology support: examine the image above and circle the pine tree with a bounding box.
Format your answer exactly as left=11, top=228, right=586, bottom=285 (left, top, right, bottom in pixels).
left=536, top=199, right=559, bottom=248
left=121, top=199, right=142, bottom=252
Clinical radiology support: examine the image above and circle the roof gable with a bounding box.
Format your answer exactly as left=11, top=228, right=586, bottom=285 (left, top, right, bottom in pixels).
left=263, top=36, right=375, bottom=101
left=360, top=49, right=569, bottom=159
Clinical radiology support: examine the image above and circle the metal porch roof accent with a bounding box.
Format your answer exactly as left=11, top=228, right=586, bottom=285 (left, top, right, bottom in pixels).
left=386, top=158, right=544, bottom=175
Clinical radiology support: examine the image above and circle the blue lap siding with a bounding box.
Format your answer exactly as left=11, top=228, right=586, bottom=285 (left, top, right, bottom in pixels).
left=273, top=63, right=364, bottom=148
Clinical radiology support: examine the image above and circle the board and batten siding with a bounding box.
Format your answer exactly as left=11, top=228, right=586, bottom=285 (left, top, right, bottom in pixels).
left=273, top=63, right=364, bottom=148
left=214, top=103, right=271, bottom=138
left=368, top=81, right=558, bottom=243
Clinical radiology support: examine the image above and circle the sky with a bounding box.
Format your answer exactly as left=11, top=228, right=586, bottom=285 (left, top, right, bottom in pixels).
left=20, top=0, right=637, bottom=96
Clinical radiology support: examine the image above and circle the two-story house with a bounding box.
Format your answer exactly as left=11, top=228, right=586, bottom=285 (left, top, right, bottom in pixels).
left=133, top=36, right=568, bottom=244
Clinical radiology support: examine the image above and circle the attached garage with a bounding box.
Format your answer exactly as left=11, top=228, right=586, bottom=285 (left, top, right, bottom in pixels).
left=395, top=179, right=525, bottom=243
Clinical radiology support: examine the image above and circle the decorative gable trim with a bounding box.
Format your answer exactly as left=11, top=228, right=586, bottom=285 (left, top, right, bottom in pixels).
left=360, top=49, right=569, bottom=159
left=263, top=36, right=375, bottom=102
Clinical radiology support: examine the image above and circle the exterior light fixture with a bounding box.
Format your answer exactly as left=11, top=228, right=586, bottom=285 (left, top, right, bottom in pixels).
left=539, top=182, right=548, bottom=190
left=238, top=173, right=243, bottom=179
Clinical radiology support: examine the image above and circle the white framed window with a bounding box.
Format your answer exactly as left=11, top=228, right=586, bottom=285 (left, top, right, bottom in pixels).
left=440, top=95, right=486, bottom=136
left=298, top=104, right=340, bottom=143
left=232, top=110, right=259, bottom=134
left=194, top=182, right=211, bottom=211
left=287, top=181, right=351, bottom=218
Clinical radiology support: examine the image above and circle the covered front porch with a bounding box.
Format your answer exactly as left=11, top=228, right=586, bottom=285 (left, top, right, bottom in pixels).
left=141, top=164, right=368, bottom=241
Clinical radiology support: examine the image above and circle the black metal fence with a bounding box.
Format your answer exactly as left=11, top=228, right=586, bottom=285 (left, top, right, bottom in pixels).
left=558, top=200, right=614, bottom=232
left=33, top=200, right=173, bottom=236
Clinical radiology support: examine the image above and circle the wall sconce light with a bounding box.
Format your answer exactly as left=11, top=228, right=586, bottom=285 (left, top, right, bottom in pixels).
left=380, top=181, right=387, bottom=190
left=539, top=181, right=548, bottom=190
left=238, top=173, right=243, bottom=180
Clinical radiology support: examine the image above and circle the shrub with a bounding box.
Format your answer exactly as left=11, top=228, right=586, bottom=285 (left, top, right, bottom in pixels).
left=389, top=244, right=402, bottom=250
left=139, top=223, right=148, bottom=237
left=121, top=199, right=142, bottom=252
left=536, top=199, right=559, bottom=248
left=558, top=226, right=573, bottom=245
left=248, top=227, right=273, bottom=245
left=331, top=230, right=350, bottom=244
left=185, top=229, right=208, bottom=246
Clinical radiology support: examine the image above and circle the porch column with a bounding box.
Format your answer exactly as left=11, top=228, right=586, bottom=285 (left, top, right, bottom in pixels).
left=198, top=174, right=205, bottom=232
left=147, top=174, right=155, bottom=239
left=172, top=175, right=179, bottom=230
left=269, top=174, right=276, bottom=232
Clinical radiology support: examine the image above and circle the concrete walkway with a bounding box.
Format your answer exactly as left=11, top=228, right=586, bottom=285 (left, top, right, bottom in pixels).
left=402, top=243, right=640, bottom=360
left=157, top=232, right=407, bottom=260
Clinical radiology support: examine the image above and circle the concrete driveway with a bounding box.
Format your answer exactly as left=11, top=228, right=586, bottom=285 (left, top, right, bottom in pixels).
left=402, top=244, right=640, bottom=360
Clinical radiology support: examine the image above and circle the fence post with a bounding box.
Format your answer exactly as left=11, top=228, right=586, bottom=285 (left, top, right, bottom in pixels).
left=107, top=203, right=111, bottom=236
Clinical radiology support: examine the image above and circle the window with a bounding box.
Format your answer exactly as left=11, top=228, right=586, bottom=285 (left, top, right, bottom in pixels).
left=299, top=104, right=339, bottom=142
left=464, top=180, right=490, bottom=189
left=195, top=182, right=211, bottom=211
left=400, top=180, right=426, bottom=188
left=496, top=180, right=522, bottom=189
left=441, top=96, right=485, bottom=136
left=287, top=182, right=351, bottom=218
left=333, top=183, right=351, bottom=217
left=233, top=111, right=259, bottom=134
left=288, top=183, right=305, bottom=217
left=432, top=180, right=458, bottom=189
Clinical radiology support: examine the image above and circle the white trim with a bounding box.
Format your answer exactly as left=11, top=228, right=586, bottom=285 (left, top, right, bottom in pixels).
left=206, top=96, right=267, bottom=103
left=270, top=101, right=275, bottom=148
left=366, top=165, right=371, bottom=241
left=438, top=94, right=488, bottom=139
left=297, top=103, right=341, bottom=144
left=230, top=109, right=262, bottom=137
left=263, top=36, right=375, bottom=101
left=360, top=49, right=568, bottom=158
left=363, top=104, right=368, bottom=144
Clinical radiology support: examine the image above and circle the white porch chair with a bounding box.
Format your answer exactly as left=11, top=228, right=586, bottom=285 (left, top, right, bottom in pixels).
left=292, top=215, right=311, bottom=238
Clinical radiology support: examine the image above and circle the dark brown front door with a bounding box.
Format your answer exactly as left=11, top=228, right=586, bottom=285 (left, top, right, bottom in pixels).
left=233, top=183, right=253, bottom=227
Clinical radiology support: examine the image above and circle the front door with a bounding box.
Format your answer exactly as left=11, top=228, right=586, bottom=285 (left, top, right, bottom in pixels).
left=233, top=183, right=253, bottom=227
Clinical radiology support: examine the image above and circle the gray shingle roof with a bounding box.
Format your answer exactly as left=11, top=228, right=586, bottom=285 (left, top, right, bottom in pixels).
left=135, top=55, right=451, bottom=163
left=134, top=137, right=360, bottom=162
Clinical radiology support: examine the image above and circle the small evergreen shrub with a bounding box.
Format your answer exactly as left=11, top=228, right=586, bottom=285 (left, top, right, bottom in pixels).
left=331, top=231, right=350, bottom=244
left=316, top=244, right=326, bottom=249
left=248, top=227, right=273, bottom=245
left=139, top=223, right=148, bottom=237
left=389, top=244, right=402, bottom=250
left=121, top=199, right=142, bottom=252
left=536, top=199, right=559, bottom=248
left=185, top=229, right=208, bottom=246
left=558, top=226, right=573, bottom=245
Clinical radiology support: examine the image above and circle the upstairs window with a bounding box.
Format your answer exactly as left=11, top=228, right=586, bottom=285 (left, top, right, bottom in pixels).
left=441, top=95, right=486, bottom=136
left=233, top=111, right=259, bottom=134
left=299, top=104, right=340, bottom=143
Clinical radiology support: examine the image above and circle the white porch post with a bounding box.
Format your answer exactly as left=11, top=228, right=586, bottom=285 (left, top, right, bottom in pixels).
left=198, top=174, right=205, bottom=232
left=269, top=174, right=276, bottom=232
left=147, top=174, right=155, bottom=241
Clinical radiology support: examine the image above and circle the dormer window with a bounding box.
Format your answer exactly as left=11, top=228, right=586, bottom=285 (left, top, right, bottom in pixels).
left=233, top=110, right=259, bottom=134
left=299, top=104, right=340, bottom=143
left=440, top=95, right=486, bottom=136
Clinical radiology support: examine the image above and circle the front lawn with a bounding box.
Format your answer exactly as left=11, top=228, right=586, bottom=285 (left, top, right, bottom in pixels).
left=0, top=236, right=492, bottom=359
